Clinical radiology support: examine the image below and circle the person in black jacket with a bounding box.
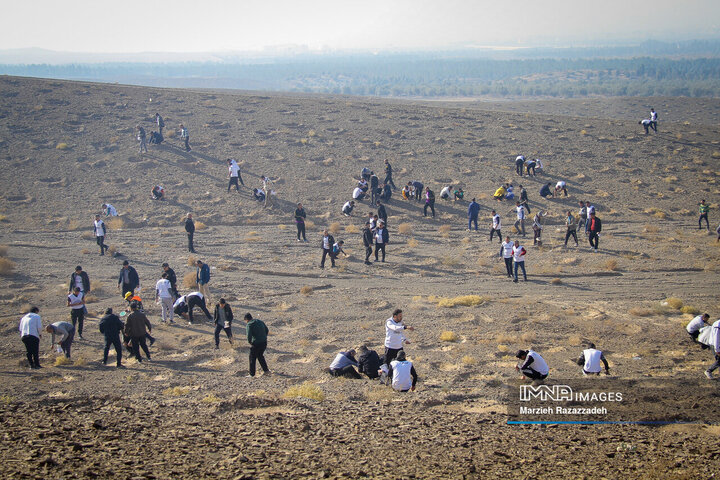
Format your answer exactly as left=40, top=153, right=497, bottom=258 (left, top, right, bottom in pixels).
left=99, top=308, right=125, bottom=367
left=374, top=220, right=390, bottom=262
left=213, top=298, right=234, bottom=348
left=384, top=159, right=397, bottom=190
left=587, top=212, right=602, bottom=252
left=294, top=203, right=307, bottom=242
left=320, top=229, right=335, bottom=269
left=117, top=260, right=140, bottom=298
left=377, top=201, right=388, bottom=226
left=161, top=263, right=179, bottom=298
left=423, top=187, right=435, bottom=217
left=68, top=265, right=90, bottom=295
left=362, top=222, right=374, bottom=265
left=185, top=213, right=196, bottom=253
left=357, top=345, right=381, bottom=379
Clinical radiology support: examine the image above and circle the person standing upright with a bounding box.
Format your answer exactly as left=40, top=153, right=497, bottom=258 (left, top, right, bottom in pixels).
left=227, top=159, right=243, bottom=192
left=124, top=303, right=152, bottom=362
left=564, top=210, right=579, bottom=247
left=468, top=198, right=480, bottom=231
left=67, top=286, right=86, bottom=339
left=185, top=213, right=196, bottom=253
left=155, top=113, right=165, bottom=136
left=68, top=265, right=90, bottom=300
left=137, top=125, right=147, bottom=154
left=577, top=201, right=588, bottom=233
left=490, top=210, right=502, bottom=243
left=370, top=171, right=380, bottom=206
left=423, top=187, right=436, bottom=218
left=320, top=229, right=335, bottom=269
left=384, top=159, right=397, bottom=190
left=512, top=239, right=527, bottom=282
left=93, top=214, right=109, bottom=256
left=377, top=201, right=388, bottom=225
left=213, top=298, right=234, bottom=349
left=699, top=199, right=710, bottom=231
left=19, top=307, right=42, bottom=369
left=156, top=272, right=175, bottom=324
left=294, top=203, right=307, bottom=242
left=179, top=124, right=191, bottom=151
left=500, top=236, right=514, bottom=278
left=514, top=201, right=526, bottom=237
left=519, top=185, right=531, bottom=214
left=362, top=222, right=374, bottom=265
left=587, top=211, right=602, bottom=252
left=117, top=260, right=140, bottom=298
left=196, top=260, right=211, bottom=302
left=515, top=155, right=525, bottom=176
left=245, top=313, right=270, bottom=377
left=384, top=309, right=414, bottom=366
left=649, top=108, right=658, bottom=133
left=374, top=220, right=389, bottom=262
left=99, top=308, right=125, bottom=367
left=162, top=263, right=179, bottom=298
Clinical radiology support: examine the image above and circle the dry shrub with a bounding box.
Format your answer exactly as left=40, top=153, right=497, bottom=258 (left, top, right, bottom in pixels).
left=81, top=231, right=94, bottom=240
left=163, top=386, right=191, bottom=396
left=653, top=211, right=667, bottom=219
left=300, top=285, right=313, bottom=295
left=435, top=295, right=488, bottom=308
left=195, top=221, right=207, bottom=230
left=0, top=215, right=7, bottom=222
left=439, top=331, right=458, bottom=342
left=550, top=278, right=562, bottom=285
left=107, top=245, right=118, bottom=256
left=681, top=305, right=700, bottom=315
left=438, top=225, right=452, bottom=234
left=440, top=255, right=460, bottom=266
left=605, top=259, right=618, bottom=271
left=663, top=176, right=679, bottom=183
left=328, top=222, right=341, bottom=234
left=56, top=142, right=70, bottom=150
left=54, top=356, right=72, bottom=366
left=364, top=385, right=395, bottom=402
left=73, top=356, right=87, bottom=367
left=567, top=334, right=582, bottom=346
left=345, top=224, right=359, bottom=234
left=217, top=264, right=238, bottom=272
left=496, top=333, right=514, bottom=344
left=461, top=237, right=471, bottom=245
left=68, top=220, right=79, bottom=231
left=643, top=224, right=659, bottom=234
left=520, top=332, right=536, bottom=343
left=580, top=129, right=587, bottom=136
left=84, top=294, right=99, bottom=304
left=663, top=297, right=684, bottom=310
left=278, top=224, right=287, bottom=230
left=187, top=255, right=198, bottom=266
left=407, top=238, right=419, bottom=248
left=461, top=355, right=477, bottom=365
left=398, top=223, right=413, bottom=235
left=305, top=220, right=316, bottom=229
left=107, top=217, right=125, bottom=230
left=497, top=344, right=510, bottom=353
left=201, top=394, right=221, bottom=403
left=0, top=257, right=16, bottom=276
left=183, top=272, right=198, bottom=289
left=284, top=382, right=324, bottom=401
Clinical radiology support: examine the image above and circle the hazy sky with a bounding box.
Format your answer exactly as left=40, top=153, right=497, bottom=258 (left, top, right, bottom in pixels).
left=2, top=0, right=719, bottom=53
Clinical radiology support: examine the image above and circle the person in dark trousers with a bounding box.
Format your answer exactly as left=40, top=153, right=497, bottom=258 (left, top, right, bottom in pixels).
left=69, top=265, right=90, bottom=299
left=320, top=229, right=335, bottom=269
left=330, top=240, right=347, bottom=266
left=384, top=309, right=414, bottom=367
left=468, top=198, right=480, bottom=231
left=357, top=345, right=381, bottom=379
left=388, top=350, right=418, bottom=392
left=213, top=298, right=234, bottom=349
left=67, top=286, right=86, bottom=339
left=155, top=113, right=165, bottom=136
left=374, top=220, right=389, bottom=262
left=137, top=125, right=147, bottom=154
left=370, top=171, right=380, bottom=205
left=362, top=222, right=374, bottom=265
left=99, top=308, right=125, bottom=367
left=423, top=187, right=436, bottom=217
left=639, top=119, right=652, bottom=134
left=179, top=124, right=191, bottom=151
left=515, top=349, right=549, bottom=381
left=377, top=201, right=388, bottom=225
left=162, top=263, right=179, bottom=298
left=564, top=210, right=579, bottom=247
left=294, top=203, right=307, bottom=242
left=196, top=259, right=211, bottom=302
left=539, top=183, right=552, bottom=198
left=515, top=155, right=525, bottom=176
left=490, top=210, right=502, bottom=242
left=384, top=159, right=397, bottom=190
left=47, top=322, right=75, bottom=359
left=699, top=199, right=710, bottom=231
left=587, top=211, right=602, bottom=252
left=411, top=181, right=424, bottom=201
left=328, top=349, right=362, bottom=379
left=117, top=260, right=140, bottom=299
left=124, top=303, right=152, bottom=362
left=380, top=183, right=392, bottom=202
left=185, top=213, right=196, bottom=253
left=576, top=343, right=610, bottom=376
left=577, top=201, right=588, bottom=232
left=93, top=214, right=109, bottom=255
left=519, top=185, right=531, bottom=214
left=173, top=292, right=212, bottom=324
left=501, top=236, right=514, bottom=278
left=227, top=159, right=243, bottom=192
left=245, top=313, right=270, bottom=377
left=19, top=307, right=42, bottom=369
left=525, top=159, right=536, bottom=177
left=512, top=240, right=527, bottom=283
left=650, top=108, right=658, bottom=132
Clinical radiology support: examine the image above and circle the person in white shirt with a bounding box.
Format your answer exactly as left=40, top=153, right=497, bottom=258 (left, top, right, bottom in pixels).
left=342, top=201, right=355, bottom=216
left=94, top=214, right=109, bottom=256
left=19, top=307, right=42, bottom=369
left=705, top=318, right=720, bottom=379
left=320, top=229, right=335, bottom=269
left=513, top=202, right=526, bottom=236
left=179, top=123, right=190, bottom=151
left=384, top=309, right=414, bottom=367
left=389, top=351, right=418, bottom=392
left=639, top=119, right=652, bottom=134
left=440, top=185, right=452, bottom=200
left=649, top=108, right=658, bottom=132
left=374, top=220, right=389, bottom=262
left=102, top=203, right=118, bottom=217
left=516, top=349, right=549, bottom=381
left=532, top=212, right=544, bottom=246
left=227, top=159, right=244, bottom=192
left=687, top=313, right=710, bottom=346
left=576, top=343, right=610, bottom=376
left=155, top=273, right=175, bottom=324
left=512, top=240, right=527, bottom=282
left=534, top=158, right=544, bottom=175
left=515, top=155, right=525, bottom=176
left=353, top=186, right=365, bottom=201
left=500, top=236, right=514, bottom=278
left=490, top=210, right=502, bottom=243
left=554, top=181, right=568, bottom=197
left=173, top=291, right=212, bottom=325
left=67, top=286, right=85, bottom=339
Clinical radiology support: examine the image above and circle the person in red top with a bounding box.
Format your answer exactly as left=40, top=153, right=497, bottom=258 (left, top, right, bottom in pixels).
left=587, top=212, right=602, bottom=252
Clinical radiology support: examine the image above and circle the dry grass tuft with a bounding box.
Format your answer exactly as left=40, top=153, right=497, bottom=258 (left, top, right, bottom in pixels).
left=54, top=356, right=72, bottom=366
left=106, top=217, right=125, bottom=230
left=440, top=255, right=461, bottom=266
left=163, top=386, right=191, bottom=396
left=300, top=285, right=313, bottom=295
left=434, top=295, right=489, bottom=308
left=284, top=382, right=325, bottom=401
left=461, top=355, right=477, bottom=365
left=345, top=224, right=359, bottom=234
left=398, top=223, right=413, bottom=235
left=194, top=221, right=208, bottom=230
left=328, top=222, right=341, bottom=234
left=439, top=331, right=458, bottom=342
left=364, top=385, right=396, bottom=402
left=407, top=238, right=419, bottom=248
left=183, top=272, right=198, bottom=289
left=84, top=294, right=99, bottom=304
left=663, top=297, right=684, bottom=310
left=187, top=255, right=198, bottom=266
left=681, top=305, right=701, bottom=315
left=56, top=142, right=70, bottom=150
left=438, top=224, right=452, bottom=235
left=20, top=303, right=32, bottom=314
left=605, top=259, right=618, bottom=271
left=550, top=278, right=562, bottom=285
left=73, top=356, right=87, bottom=367
left=107, top=245, right=118, bottom=256
left=0, top=256, right=16, bottom=276
left=629, top=307, right=654, bottom=317
left=201, top=394, right=221, bottom=403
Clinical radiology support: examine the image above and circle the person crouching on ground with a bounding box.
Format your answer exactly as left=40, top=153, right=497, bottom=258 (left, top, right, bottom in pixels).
left=515, top=349, right=549, bottom=382
left=388, top=351, right=418, bottom=392
left=328, top=349, right=361, bottom=379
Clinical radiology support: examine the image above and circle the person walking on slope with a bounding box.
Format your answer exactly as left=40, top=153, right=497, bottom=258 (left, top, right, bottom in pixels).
left=576, top=343, right=610, bottom=376
left=227, top=159, right=244, bottom=192
left=117, top=260, right=140, bottom=298
left=490, top=210, right=502, bottom=242
left=185, top=213, right=196, bottom=253
left=532, top=211, right=544, bottom=246
left=213, top=298, right=234, bottom=349
left=384, top=159, right=397, bottom=190
left=564, top=210, right=579, bottom=247
left=512, top=239, right=527, bottom=282
left=587, top=211, right=602, bottom=252
left=99, top=308, right=125, bottom=367
left=423, top=187, right=436, bottom=218
left=699, top=199, right=710, bottom=231
left=179, top=124, right=191, bottom=151
left=514, top=201, right=526, bottom=237
left=467, top=198, right=480, bottom=231
left=67, top=286, right=86, bottom=339
left=374, top=220, right=389, bottom=262
left=93, top=214, right=110, bottom=256
left=245, top=313, right=270, bottom=377
left=124, top=302, right=152, bottom=362
left=320, top=229, right=335, bottom=269
left=362, top=222, right=374, bottom=265
left=500, top=236, right=514, bottom=278
left=196, top=260, right=211, bottom=302
left=294, top=203, right=307, bottom=241
left=137, top=125, right=147, bottom=154
left=384, top=309, right=414, bottom=367
left=519, top=185, right=531, bottom=214
left=155, top=272, right=175, bottom=324
left=19, top=307, right=42, bottom=369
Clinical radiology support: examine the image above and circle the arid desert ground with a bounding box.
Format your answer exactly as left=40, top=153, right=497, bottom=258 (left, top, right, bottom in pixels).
left=0, top=76, right=720, bottom=478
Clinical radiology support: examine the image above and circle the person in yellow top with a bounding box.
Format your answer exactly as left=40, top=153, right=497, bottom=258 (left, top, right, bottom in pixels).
left=699, top=199, right=710, bottom=231
left=494, top=184, right=507, bottom=202
left=401, top=184, right=411, bottom=200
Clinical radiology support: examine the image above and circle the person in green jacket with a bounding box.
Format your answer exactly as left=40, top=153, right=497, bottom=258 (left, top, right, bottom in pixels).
left=245, top=313, right=270, bottom=377
left=699, top=199, right=710, bottom=231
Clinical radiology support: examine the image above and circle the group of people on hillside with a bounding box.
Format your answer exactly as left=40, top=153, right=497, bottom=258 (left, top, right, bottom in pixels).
left=136, top=113, right=190, bottom=153
left=352, top=161, right=396, bottom=206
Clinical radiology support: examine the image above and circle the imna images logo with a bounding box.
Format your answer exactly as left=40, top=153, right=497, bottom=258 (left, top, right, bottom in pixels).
left=519, top=384, right=623, bottom=402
